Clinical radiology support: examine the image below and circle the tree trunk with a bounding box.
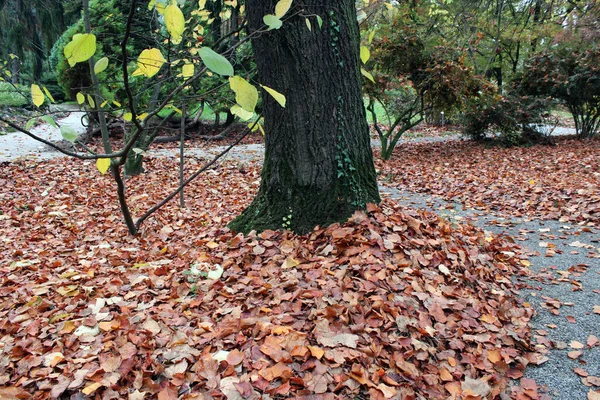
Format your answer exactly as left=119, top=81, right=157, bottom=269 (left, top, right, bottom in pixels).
left=229, top=0, right=380, bottom=234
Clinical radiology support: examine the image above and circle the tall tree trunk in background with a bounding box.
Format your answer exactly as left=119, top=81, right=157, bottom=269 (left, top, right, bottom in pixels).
left=10, top=57, right=20, bottom=84
left=229, top=0, right=380, bottom=234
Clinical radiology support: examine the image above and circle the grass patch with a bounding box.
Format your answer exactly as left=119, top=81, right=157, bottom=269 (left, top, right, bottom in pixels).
left=0, top=82, right=29, bottom=107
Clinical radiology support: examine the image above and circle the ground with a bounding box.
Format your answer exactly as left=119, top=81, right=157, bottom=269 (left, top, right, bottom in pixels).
left=0, top=115, right=599, bottom=399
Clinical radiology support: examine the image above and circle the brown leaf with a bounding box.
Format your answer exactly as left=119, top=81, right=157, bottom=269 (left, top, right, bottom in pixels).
left=50, top=376, right=71, bottom=399
left=308, top=346, right=325, bottom=360
left=157, top=385, right=178, bottom=400
left=259, top=362, right=293, bottom=382
left=568, top=351, right=583, bottom=359
left=589, top=390, right=600, bottom=400
left=461, top=376, right=491, bottom=398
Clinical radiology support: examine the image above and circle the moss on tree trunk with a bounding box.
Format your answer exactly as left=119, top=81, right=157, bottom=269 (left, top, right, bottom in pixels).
left=229, top=0, right=380, bottom=234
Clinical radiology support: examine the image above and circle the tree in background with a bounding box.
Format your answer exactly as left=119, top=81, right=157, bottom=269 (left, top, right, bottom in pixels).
left=362, top=2, right=491, bottom=159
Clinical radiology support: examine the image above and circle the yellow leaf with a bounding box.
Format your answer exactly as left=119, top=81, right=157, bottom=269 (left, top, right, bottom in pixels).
left=229, top=76, right=258, bottom=112
left=64, top=33, right=97, bottom=67
left=260, top=84, right=286, bottom=107
left=56, top=285, right=79, bottom=297
left=31, top=84, right=44, bottom=107
left=164, top=3, right=186, bottom=44
left=521, top=260, right=531, bottom=267
left=82, top=382, right=102, bottom=395
left=281, top=257, right=299, bottom=269
left=76, top=92, right=85, bottom=105
left=368, top=30, right=376, bottom=44
left=42, top=86, right=55, bottom=103
left=360, top=46, right=370, bottom=64
left=96, top=158, right=111, bottom=174
left=87, top=94, right=95, bottom=108
left=135, top=48, right=166, bottom=78
left=231, top=104, right=254, bottom=121
left=123, top=112, right=132, bottom=122
left=182, top=63, right=194, bottom=78
left=275, top=0, right=292, bottom=17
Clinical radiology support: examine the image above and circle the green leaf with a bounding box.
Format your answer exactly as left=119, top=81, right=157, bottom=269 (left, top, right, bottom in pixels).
left=164, top=3, right=185, bottom=44
left=63, top=33, right=97, bottom=67
left=361, top=68, right=375, bottom=83
left=96, top=158, right=111, bottom=174
left=31, top=84, right=44, bottom=107
left=275, top=0, right=292, bottom=17
left=260, top=84, right=286, bottom=108
left=87, top=94, right=96, bottom=109
left=40, top=116, right=58, bottom=128
left=94, top=57, right=109, bottom=74
left=360, top=46, right=370, bottom=64
left=263, top=14, right=283, bottom=30
left=60, top=126, right=78, bottom=143
left=25, top=118, right=36, bottom=130
left=316, top=15, right=323, bottom=29
left=198, top=47, right=234, bottom=76
left=132, top=48, right=166, bottom=78
left=229, top=76, right=258, bottom=112
left=76, top=92, right=85, bottom=105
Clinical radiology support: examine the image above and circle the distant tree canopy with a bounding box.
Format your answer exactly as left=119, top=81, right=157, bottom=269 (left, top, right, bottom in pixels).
left=0, top=0, right=81, bottom=82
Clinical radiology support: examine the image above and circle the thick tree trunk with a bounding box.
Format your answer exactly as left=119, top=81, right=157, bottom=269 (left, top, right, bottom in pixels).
left=229, top=0, right=380, bottom=234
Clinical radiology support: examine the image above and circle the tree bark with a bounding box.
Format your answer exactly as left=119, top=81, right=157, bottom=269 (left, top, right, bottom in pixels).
left=229, top=0, right=380, bottom=234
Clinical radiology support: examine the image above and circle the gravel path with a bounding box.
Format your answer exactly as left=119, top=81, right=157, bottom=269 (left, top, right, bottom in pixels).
left=381, top=187, right=600, bottom=399
left=0, top=108, right=86, bottom=162
left=2, top=113, right=596, bottom=398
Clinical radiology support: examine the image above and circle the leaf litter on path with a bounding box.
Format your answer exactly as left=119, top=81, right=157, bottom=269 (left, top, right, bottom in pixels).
left=0, top=157, right=543, bottom=398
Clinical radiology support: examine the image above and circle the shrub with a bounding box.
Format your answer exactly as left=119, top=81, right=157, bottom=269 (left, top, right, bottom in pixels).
left=50, top=0, right=155, bottom=100
left=519, top=46, right=600, bottom=138
left=463, top=90, right=554, bottom=146
left=0, top=82, right=30, bottom=107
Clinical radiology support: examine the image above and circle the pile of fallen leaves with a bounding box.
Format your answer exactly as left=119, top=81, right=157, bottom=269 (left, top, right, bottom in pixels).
left=0, top=158, right=541, bottom=399
left=378, top=138, right=600, bottom=225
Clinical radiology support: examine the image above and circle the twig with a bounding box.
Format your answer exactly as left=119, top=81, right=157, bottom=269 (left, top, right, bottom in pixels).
left=134, top=115, right=261, bottom=231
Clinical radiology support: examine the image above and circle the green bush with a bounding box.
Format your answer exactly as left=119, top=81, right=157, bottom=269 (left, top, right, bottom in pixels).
left=0, top=82, right=30, bottom=107
left=463, top=90, right=554, bottom=146
left=50, top=0, right=155, bottom=100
